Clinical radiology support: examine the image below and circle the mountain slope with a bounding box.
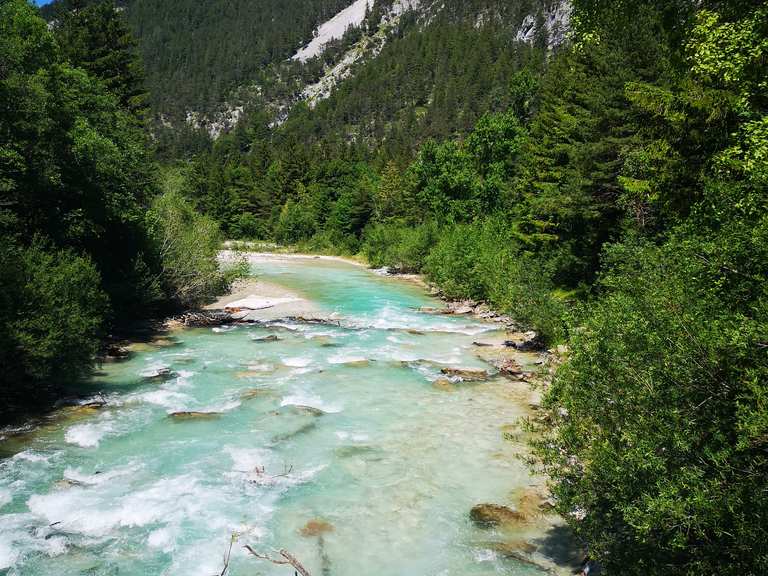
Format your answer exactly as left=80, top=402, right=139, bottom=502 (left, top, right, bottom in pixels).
left=43, top=0, right=569, bottom=151
left=42, top=0, right=353, bottom=123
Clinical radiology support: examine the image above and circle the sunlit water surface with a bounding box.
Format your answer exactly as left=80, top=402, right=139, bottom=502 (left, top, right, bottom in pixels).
left=0, top=257, right=560, bottom=575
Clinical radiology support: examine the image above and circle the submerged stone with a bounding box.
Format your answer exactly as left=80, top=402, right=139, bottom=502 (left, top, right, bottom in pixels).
left=299, top=519, right=335, bottom=537
left=271, top=421, right=317, bottom=443
left=253, top=334, right=281, bottom=343
left=432, top=378, right=455, bottom=392
left=341, top=359, right=370, bottom=368
left=290, top=405, right=326, bottom=417
left=240, top=388, right=273, bottom=400
left=168, top=411, right=221, bottom=420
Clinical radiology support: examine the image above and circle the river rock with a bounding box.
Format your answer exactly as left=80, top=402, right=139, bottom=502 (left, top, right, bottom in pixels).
left=432, top=378, right=455, bottom=391
left=240, top=388, right=273, bottom=400
left=253, top=334, right=280, bottom=343
left=504, top=331, right=543, bottom=352
left=441, top=368, right=489, bottom=381
left=417, top=306, right=442, bottom=314
left=271, top=421, right=317, bottom=443
left=168, top=411, right=221, bottom=420
left=498, top=359, right=526, bottom=378
left=470, top=504, right=528, bottom=528
left=142, top=367, right=176, bottom=381
left=104, top=344, right=130, bottom=361
left=341, top=359, right=370, bottom=368
left=62, top=400, right=107, bottom=414
left=288, top=405, right=326, bottom=417
left=487, top=540, right=538, bottom=556
left=151, top=337, right=180, bottom=348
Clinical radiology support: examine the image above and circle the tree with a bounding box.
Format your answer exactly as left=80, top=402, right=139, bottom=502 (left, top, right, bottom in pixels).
left=55, top=0, right=149, bottom=119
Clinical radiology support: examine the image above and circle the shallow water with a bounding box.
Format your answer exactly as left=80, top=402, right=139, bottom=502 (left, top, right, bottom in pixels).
left=0, top=257, right=565, bottom=575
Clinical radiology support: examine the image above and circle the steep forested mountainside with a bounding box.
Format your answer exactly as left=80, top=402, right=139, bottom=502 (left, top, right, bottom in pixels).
left=42, top=0, right=569, bottom=152
left=41, top=0, right=354, bottom=123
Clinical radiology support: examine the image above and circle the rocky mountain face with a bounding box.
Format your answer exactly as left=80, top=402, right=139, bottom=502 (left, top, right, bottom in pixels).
left=42, top=0, right=571, bottom=148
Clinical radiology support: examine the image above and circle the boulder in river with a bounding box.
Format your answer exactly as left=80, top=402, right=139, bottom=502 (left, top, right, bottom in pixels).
left=142, top=367, right=176, bottom=382
left=286, top=405, right=326, bottom=417
left=441, top=367, right=489, bottom=381
left=470, top=504, right=528, bottom=528
left=103, top=344, right=130, bottom=361
left=78, top=401, right=107, bottom=412
left=168, top=411, right=221, bottom=420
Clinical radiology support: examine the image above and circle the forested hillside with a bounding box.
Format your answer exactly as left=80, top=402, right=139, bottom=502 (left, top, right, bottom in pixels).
left=0, top=0, right=242, bottom=419
left=181, top=0, right=562, bottom=239
left=41, top=0, right=363, bottom=150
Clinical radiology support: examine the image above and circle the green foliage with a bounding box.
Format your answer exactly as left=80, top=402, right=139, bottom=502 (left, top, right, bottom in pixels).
left=526, top=3, right=768, bottom=574
left=1, top=0, right=238, bottom=416
left=531, top=233, right=768, bottom=575
left=55, top=0, right=149, bottom=119
left=361, top=221, right=439, bottom=272
left=1, top=0, right=157, bottom=316
left=0, top=239, right=108, bottom=415
left=145, top=179, right=246, bottom=309
left=10, top=240, right=109, bottom=383
left=43, top=0, right=352, bottom=124
left=274, top=197, right=318, bottom=245
left=423, top=219, right=568, bottom=342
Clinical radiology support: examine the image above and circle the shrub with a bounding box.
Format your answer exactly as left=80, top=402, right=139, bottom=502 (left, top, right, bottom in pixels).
left=361, top=221, right=439, bottom=272
left=1, top=240, right=108, bottom=390
left=531, top=235, right=768, bottom=574
left=145, top=190, right=246, bottom=309
left=424, top=219, right=568, bottom=342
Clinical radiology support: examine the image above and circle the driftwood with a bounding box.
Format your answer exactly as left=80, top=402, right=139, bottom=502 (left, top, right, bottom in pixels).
left=173, top=311, right=235, bottom=327
left=241, top=464, right=294, bottom=483
left=244, top=546, right=312, bottom=576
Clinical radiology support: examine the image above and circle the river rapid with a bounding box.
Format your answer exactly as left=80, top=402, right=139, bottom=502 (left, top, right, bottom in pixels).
left=0, top=255, right=574, bottom=575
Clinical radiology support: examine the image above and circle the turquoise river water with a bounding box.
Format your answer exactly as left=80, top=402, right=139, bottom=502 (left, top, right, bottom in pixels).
left=0, top=256, right=570, bottom=576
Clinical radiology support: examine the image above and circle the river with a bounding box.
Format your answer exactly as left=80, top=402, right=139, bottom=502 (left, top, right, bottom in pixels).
left=0, top=255, right=575, bottom=575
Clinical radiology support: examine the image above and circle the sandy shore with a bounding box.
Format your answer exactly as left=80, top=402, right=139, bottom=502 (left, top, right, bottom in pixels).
left=220, top=249, right=428, bottom=289
left=220, top=247, right=367, bottom=268
left=205, top=276, right=322, bottom=321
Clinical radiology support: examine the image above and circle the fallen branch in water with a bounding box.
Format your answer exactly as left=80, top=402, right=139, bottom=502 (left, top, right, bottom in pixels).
left=235, top=464, right=295, bottom=483
left=244, top=546, right=312, bottom=576
left=214, top=533, right=237, bottom=576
